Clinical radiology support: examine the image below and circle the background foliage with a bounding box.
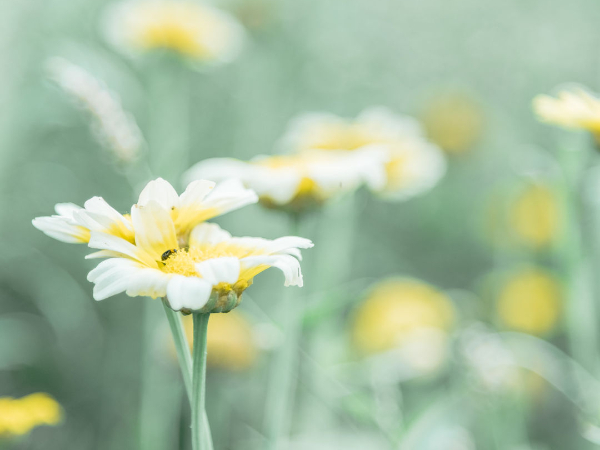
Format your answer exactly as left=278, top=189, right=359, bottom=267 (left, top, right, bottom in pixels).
left=1, top=0, right=600, bottom=449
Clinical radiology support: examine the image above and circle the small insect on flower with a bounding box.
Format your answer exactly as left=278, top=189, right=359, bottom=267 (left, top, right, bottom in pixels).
left=0, top=393, right=62, bottom=438
left=184, top=150, right=389, bottom=213
left=33, top=177, right=257, bottom=246
left=161, top=249, right=178, bottom=261
left=278, top=107, right=447, bottom=201
left=533, top=85, right=600, bottom=142
left=102, top=0, right=245, bottom=63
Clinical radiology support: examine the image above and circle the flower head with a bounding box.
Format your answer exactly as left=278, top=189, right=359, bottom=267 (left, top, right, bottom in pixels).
left=496, top=267, right=562, bottom=335
left=103, top=0, right=244, bottom=62
left=509, top=183, right=560, bottom=249
left=0, top=393, right=61, bottom=437
left=420, top=92, right=483, bottom=155
left=184, top=149, right=388, bottom=213
left=88, top=220, right=312, bottom=312
left=279, top=107, right=446, bottom=201
left=33, top=178, right=257, bottom=246
left=34, top=178, right=296, bottom=313
left=352, top=278, right=454, bottom=355
left=533, top=86, right=600, bottom=135
left=484, top=181, right=561, bottom=250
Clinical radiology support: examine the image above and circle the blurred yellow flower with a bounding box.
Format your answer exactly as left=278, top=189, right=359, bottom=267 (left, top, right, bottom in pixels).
left=509, top=183, right=560, bottom=249
left=0, top=393, right=61, bottom=437
left=352, top=278, right=454, bottom=355
left=183, top=311, right=257, bottom=370
left=421, top=93, right=483, bottom=155
left=496, top=267, right=562, bottom=335
left=103, top=0, right=244, bottom=62
left=484, top=182, right=561, bottom=250
left=184, top=149, right=389, bottom=213
left=533, top=86, right=600, bottom=137
left=279, top=107, right=446, bottom=201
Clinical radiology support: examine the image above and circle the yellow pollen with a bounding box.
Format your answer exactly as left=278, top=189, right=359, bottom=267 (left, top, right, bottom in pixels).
left=160, top=244, right=257, bottom=278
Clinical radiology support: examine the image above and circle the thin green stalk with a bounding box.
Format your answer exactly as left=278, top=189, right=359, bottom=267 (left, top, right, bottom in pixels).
left=163, top=301, right=193, bottom=399
left=192, top=313, right=211, bottom=450
left=162, top=301, right=214, bottom=450
left=557, top=145, right=599, bottom=375
left=264, top=214, right=302, bottom=450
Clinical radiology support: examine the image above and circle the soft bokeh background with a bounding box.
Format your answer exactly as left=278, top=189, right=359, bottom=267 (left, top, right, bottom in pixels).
left=2, top=0, right=600, bottom=449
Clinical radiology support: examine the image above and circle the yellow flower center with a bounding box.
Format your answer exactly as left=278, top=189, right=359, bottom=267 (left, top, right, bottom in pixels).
left=132, top=4, right=218, bottom=58
left=161, top=246, right=241, bottom=277
left=304, top=123, right=383, bottom=151
left=352, top=279, right=454, bottom=355
left=0, top=393, right=61, bottom=437
left=510, top=184, right=560, bottom=248
left=497, top=268, right=562, bottom=335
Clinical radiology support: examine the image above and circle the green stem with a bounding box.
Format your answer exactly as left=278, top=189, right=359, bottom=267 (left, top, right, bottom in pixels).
left=162, top=301, right=193, bottom=399
left=162, top=302, right=213, bottom=450
left=557, top=146, right=599, bottom=375
left=264, top=214, right=302, bottom=450
left=192, top=313, right=211, bottom=450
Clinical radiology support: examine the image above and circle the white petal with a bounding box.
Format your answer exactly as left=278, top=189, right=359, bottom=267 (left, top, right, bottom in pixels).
left=88, top=231, right=156, bottom=267
left=85, top=250, right=120, bottom=259
left=138, top=178, right=180, bottom=210
left=241, top=254, right=304, bottom=287
left=82, top=196, right=132, bottom=231
left=178, top=180, right=216, bottom=208
left=201, top=178, right=258, bottom=216
left=195, top=257, right=240, bottom=285
left=126, top=268, right=172, bottom=299
left=32, top=216, right=89, bottom=243
left=54, top=202, right=82, bottom=217
left=87, top=258, right=143, bottom=300
left=131, top=201, right=178, bottom=260
left=189, top=222, right=232, bottom=247
left=166, top=276, right=213, bottom=311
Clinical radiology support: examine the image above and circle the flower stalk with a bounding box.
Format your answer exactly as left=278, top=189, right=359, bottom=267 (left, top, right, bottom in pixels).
left=192, top=312, right=211, bottom=450
left=163, top=301, right=214, bottom=450
left=264, top=214, right=303, bottom=450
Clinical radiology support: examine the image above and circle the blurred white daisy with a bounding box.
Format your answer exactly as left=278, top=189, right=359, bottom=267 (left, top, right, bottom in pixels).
left=533, top=86, right=600, bottom=135
left=103, top=0, right=244, bottom=63
left=184, top=149, right=388, bottom=212
left=33, top=177, right=257, bottom=245
left=279, top=107, right=447, bottom=201
left=47, top=57, right=143, bottom=164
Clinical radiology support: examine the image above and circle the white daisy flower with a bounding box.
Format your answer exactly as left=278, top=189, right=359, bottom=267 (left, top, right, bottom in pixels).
left=183, top=149, right=389, bottom=212
left=33, top=177, right=257, bottom=246
left=87, top=219, right=313, bottom=313
left=279, top=107, right=447, bottom=201
left=102, top=0, right=245, bottom=63
left=533, top=86, right=600, bottom=135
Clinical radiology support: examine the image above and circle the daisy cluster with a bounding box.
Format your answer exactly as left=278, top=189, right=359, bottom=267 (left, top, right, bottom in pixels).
left=185, top=107, right=447, bottom=212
